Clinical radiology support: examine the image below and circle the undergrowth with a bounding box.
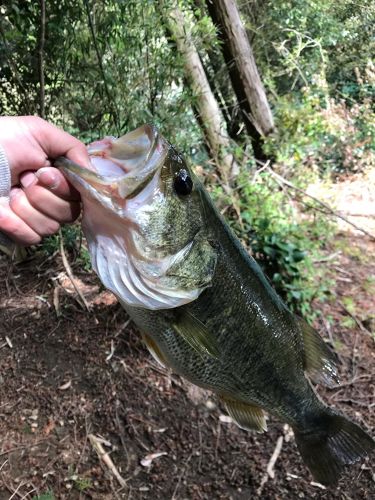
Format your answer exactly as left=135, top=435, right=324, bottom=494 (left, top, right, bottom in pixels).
left=265, top=89, right=374, bottom=177
left=211, top=169, right=336, bottom=321
left=42, top=225, right=91, bottom=271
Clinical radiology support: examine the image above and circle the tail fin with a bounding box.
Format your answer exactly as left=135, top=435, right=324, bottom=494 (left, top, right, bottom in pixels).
left=294, top=412, right=374, bottom=486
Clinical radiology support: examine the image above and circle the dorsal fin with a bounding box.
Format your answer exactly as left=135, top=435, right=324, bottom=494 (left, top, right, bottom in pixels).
left=297, top=317, right=339, bottom=387
left=173, top=310, right=220, bottom=359
left=220, top=396, right=267, bottom=432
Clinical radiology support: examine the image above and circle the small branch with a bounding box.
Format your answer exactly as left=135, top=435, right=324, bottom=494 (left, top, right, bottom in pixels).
left=59, top=230, right=90, bottom=311
left=171, top=452, right=193, bottom=500
left=257, top=435, right=283, bottom=494
left=327, top=374, right=371, bottom=391
left=266, top=435, right=284, bottom=479
left=89, top=434, right=128, bottom=488
left=338, top=300, right=372, bottom=337
left=38, top=0, right=46, bottom=118
left=265, top=167, right=375, bottom=241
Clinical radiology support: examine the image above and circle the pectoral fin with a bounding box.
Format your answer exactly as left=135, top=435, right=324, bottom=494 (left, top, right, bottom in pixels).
left=221, top=396, right=267, bottom=432
left=298, top=318, right=339, bottom=387
left=173, top=310, right=220, bottom=359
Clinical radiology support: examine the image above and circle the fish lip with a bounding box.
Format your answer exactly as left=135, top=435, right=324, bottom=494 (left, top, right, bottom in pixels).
left=55, top=124, right=168, bottom=198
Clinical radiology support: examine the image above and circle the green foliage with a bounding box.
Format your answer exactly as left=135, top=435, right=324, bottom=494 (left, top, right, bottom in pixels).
left=0, top=0, right=205, bottom=154
left=43, top=225, right=91, bottom=271
left=32, top=492, right=55, bottom=500
left=210, top=170, right=335, bottom=318
left=73, top=476, right=92, bottom=492
left=264, top=89, right=374, bottom=176
left=244, top=0, right=375, bottom=99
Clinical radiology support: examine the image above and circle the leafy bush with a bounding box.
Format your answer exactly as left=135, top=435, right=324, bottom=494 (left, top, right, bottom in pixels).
left=210, top=170, right=335, bottom=319
left=265, top=89, right=374, bottom=176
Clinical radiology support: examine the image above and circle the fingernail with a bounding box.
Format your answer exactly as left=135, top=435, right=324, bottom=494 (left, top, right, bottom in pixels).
left=20, top=172, right=37, bottom=188
left=35, top=167, right=58, bottom=189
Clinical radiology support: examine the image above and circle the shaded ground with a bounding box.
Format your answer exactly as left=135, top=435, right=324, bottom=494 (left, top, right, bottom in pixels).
left=0, top=198, right=374, bottom=499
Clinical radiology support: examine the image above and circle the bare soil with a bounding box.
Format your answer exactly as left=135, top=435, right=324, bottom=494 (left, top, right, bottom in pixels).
left=0, top=230, right=374, bottom=498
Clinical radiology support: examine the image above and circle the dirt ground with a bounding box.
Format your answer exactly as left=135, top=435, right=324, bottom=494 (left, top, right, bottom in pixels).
left=0, top=201, right=374, bottom=499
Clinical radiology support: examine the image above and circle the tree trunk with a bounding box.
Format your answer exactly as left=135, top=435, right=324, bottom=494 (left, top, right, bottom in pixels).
left=163, top=2, right=238, bottom=182
left=192, top=0, right=245, bottom=142
left=206, top=0, right=274, bottom=159
left=84, top=0, right=120, bottom=135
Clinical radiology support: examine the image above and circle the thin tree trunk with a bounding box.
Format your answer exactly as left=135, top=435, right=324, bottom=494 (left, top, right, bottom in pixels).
left=163, top=2, right=238, bottom=182
left=38, top=0, right=46, bottom=119
left=192, top=0, right=244, bottom=142
left=84, top=0, right=120, bottom=134
left=206, top=0, right=274, bottom=158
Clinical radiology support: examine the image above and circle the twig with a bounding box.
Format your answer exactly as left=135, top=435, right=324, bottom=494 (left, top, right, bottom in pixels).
left=115, top=403, right=131, bottom=472
left=59, top=230, right=90, bottom=311
left=38, top=0, right=46, bottom=118
left=89, top=434, right=127, bottom=488
left=265, top=167, right=375, bottom=240
left=19, top=487, right=36, bottom=500
left=338, top=300, right=372, bottom=337
left=327, top=374, right=371, bottom=390
left=257, top=435, right=283, bottom=495
left=266, top=436, right=284, bottom=479
left=0, top=439, right=51, bottom=458
left=313, top=251, right=341, bottom=263
left=171, top=452, right=192, bottom=500
left=8, top=481, right=27, bottom=500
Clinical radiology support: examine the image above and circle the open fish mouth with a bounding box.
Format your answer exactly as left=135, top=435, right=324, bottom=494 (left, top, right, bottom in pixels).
left=55, top=124, right=168, bottom=201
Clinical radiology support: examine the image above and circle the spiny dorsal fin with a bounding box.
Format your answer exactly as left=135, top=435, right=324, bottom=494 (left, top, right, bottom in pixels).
left=298, top=317, right=339, bottom=387
left=142, top=332, right=168, bottom=369
left=173, top=310, right=220, bottom=359
left=220, top=396, right=267, bottom=432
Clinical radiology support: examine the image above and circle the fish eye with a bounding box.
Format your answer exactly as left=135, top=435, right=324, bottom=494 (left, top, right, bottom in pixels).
left=173, top=168, right=193, bottom=196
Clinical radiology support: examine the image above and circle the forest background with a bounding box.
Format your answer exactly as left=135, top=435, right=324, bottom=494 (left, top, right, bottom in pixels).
left=0, top=1, right=374, bottom=498
left=1, top=0, right=374, bottom=316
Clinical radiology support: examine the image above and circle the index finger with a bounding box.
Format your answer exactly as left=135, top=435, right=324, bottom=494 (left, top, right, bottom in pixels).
left=29, top=117, right=92, bottom=169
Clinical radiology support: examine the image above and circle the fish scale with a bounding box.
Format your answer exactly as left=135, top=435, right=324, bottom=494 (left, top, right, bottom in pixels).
left=55, top=124, right=374, bottom=486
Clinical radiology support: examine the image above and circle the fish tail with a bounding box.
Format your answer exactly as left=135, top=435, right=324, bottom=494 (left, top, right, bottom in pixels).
left=294, top=410, right=374, bottom=486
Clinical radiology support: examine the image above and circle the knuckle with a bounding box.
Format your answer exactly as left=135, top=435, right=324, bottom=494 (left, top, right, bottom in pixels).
left=9, top=191, right=27, bottom=213
left=19, top=187, right=40, bottom=209
left=43, top=220, right=60, bottom=236
left=27, top=234, right=42, bottom=246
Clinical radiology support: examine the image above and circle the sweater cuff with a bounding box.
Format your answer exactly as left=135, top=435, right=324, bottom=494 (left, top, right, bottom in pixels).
left=0, top=144, right=15, bottom=249
left=0, top=144, right=10, bottom=198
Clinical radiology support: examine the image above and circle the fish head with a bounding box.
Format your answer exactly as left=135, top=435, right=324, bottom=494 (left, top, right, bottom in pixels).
left=56, top=125, right=217, bottom=310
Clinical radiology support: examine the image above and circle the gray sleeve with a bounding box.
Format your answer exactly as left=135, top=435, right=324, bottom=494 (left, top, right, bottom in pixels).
left=0, top=144, right=10, bottom=198
left=0, top=144, right=15, bottom=248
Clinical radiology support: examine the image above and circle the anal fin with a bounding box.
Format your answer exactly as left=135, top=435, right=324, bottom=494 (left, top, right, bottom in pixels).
left=298, top=317, right=339, bottom=387
left=221, top=396, right=267, bottom=432
left=142, top=332, right=168, bottom=369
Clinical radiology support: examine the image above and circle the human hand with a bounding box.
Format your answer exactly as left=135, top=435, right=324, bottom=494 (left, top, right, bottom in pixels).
left=0, top=116, right=91, bottom=245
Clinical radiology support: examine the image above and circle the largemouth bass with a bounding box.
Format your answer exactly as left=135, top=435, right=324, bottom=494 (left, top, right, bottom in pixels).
left=56, top=125, right=373, bottom=486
